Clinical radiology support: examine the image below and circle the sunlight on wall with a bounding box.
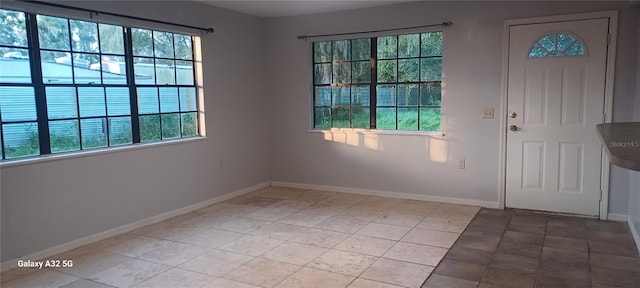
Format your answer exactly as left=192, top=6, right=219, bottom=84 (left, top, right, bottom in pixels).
left=429, top=136, right=448, bottom=163
left=322, top=130, right=382, bottom=151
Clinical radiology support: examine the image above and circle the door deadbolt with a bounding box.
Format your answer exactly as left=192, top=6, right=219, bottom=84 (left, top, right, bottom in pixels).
left=509, top=112, right=517, bottom=118
left=509, top=125, right=518, bottom=132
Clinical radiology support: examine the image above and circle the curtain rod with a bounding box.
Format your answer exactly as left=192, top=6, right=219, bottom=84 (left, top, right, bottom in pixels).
left=297, top=22, right=451, bottom=41
left=16, top=0, right=214, bottom=34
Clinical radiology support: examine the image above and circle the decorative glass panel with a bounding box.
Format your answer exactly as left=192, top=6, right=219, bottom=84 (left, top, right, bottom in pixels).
left=528, top=32, right=586, bottom=58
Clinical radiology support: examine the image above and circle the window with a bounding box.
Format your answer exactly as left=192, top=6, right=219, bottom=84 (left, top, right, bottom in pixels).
left=528, top=32, right=586, bottom=58
left=312, top=31, right=443, bottom=131
left=0, top=9, right=202, bottom=161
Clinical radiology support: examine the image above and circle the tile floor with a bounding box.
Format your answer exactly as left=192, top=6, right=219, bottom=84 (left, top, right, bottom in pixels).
left=422, top=209, right=640, bottom=288
left=1, top=187, right=480, bottom=288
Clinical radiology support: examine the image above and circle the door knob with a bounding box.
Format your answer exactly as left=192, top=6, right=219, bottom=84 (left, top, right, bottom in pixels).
left=509, top=112, right=517, bottom=118
left=509, top=125, right=518, bottom=132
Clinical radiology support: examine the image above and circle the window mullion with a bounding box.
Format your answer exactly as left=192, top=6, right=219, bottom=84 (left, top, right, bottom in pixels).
left=123, top=27, right=140, bottom=143
left=370, top=38, right=377, bottom=129
left=27, top=13, right=51, bottom=154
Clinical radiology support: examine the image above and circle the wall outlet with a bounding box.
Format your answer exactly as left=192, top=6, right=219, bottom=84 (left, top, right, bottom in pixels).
left=458, top=159, right=465, bottom=169
left=219, top=159, right=224, bottom=168
left=482, top=108, right=494, bottom=119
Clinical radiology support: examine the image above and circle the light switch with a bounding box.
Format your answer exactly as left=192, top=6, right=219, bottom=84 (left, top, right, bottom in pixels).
left=482, top=108, right=494, bottom=119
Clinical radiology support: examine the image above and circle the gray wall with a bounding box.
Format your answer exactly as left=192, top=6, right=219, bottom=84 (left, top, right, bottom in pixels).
left=266, top=1, right=639, bottom=211
left=630, top=5, right=640, bottom=246
left=1, top=1, right=270, bottom=262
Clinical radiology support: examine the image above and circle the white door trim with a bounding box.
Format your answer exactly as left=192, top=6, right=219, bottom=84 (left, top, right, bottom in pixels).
left=498, top=10, right=618, bottom=219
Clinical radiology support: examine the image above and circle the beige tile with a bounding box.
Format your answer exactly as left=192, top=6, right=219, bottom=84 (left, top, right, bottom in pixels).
left=278, top=212, right=332, bottom=227
left=214, top=204, right=262, bottom=218
left=224, top=258, right=300, bottom=288
left=357, top=223, right=412, bottom=241
left=179, top=249, right=253, bottom=276
left=219, top=235, right=284, bottom=256
left=335, top=207, right=386, bottom=222
left=196, top=202, right=232, bottom=214
left=429, top=204, right=479, bottom=220
left=246, top=208, right=296, bottom=221
left=267, top=200, right=315, bottom=211
left=383, top=241, right=448, bottom=266
left=256, top=188, right=304, bottom=200
left=88, top=259, right=170, bottom=288
left=132, top=268, right=215, bottom=288
left=129, top=221, right=173, bottom=236
left=103, top=236, right=173, bottom=257
left=84, top=233, right=138, bottom=251
left=390, top=200, right=440, bottom=216
left=290, top=229, right=350, bottom=248
left=177, top=228, right=245, bottom=249
left=165, top=212, right=205, bottom=225
left=360, top=258, right=433, bottom=288
left=275, top=267, right=355, bottom=288
left=347, top=278, right=405, bottom=288
left=203, top=278, right=261, bottom=288
left=263, top=242, right=328, bottom=265
left=334, top=235, right=396, bottom=257
left=315, top=218, right=368, bottom=234
left=418, top=217, right=471, bottom=233
left=215, top=217, right=273, bottom=234
left=355, top=197, right=401, bottom=209
left=145, top=224, right=211, bottom=242
left=402, top=228, right=459, bottom=248
left=251, top=223, right=309, bottom=241
left=374, top=211, right=426, bottom=227
left=54, top=250, right=132, bottom=278
left=301, top=202, right=349, bottom=216
left=1, top=267, right=38, bottom=284
left=308, top=250, right=377, bottom=276
left=2, top=269, right=79, bottom=288
left=60, top=279, right=116, bottom=288
left=138, top=241, right=210, bottom=266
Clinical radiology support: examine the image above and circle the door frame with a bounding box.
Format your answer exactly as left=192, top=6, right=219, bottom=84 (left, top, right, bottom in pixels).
left=498, top=11, right=618, bottom=219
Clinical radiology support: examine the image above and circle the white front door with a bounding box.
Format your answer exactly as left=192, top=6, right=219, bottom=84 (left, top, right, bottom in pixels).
left=505, top=18, right=609, bottom=216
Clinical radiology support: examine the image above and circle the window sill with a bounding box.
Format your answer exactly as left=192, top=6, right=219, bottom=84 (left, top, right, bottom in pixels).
left=0, top=137, right=208, bottom=168
left=307, top=128, right=445, bottom=137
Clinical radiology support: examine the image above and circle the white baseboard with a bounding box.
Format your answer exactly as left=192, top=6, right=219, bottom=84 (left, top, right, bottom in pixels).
left=270, top=181, right=500, bottom=208
left=627, top=216, right=640, bottom=256
left=0, top=181, right=269, bottom=272
left=607, top=213, right=629, bottom=222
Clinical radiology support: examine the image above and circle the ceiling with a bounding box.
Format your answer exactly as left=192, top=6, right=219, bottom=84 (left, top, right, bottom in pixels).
left=197, top=0, right=414, bottom=18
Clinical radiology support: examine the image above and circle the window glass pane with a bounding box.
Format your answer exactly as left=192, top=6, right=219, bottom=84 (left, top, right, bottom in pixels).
left=109, top=116, right=132, bottom=145
left=139, top=114, right=160, bottom=142
left=377, top=60, right=396, bottom=83
left=420, top=58, right=442, bottom=81
left=161, top=113, right=180, bottom=139
left=398, top=108, right=418, bottom=130
left=376, top=108, right=396, bottom=130
left=159, top=87, right=179, bottom=113
left=314, top=63, right=331, bottom=84
left=557, top=33, right=576, bottom=51
left=41, top=51, right=73, bottom=84
left=313, top=41, right=331, bottom=63
left=0, top=86, right=36, bottom=121
left=566, top=42, right=585, bottom=56
left=352, top=107, right=370, bottom=129
left=133, top=57, right=155, bottom=84
left=78, top=87, right=106, bottom=117
left=2, top=122, right=39, bottom=158
left=398, top=59, right=419, bottom=82
left=181, top=112, right=197, bottom=137
left=153, top=31, right=174, bottom=58
left=420, top=108, right=441, bottom=131
left=528, top=43, right=546, bottom=58
left=398, top=34, right=419, bottom=58
left=1, top=9, right=28, bottom=47
left=176, top=60, right=194, bottom=85
left=70, top=20, right=98, bottom=53
left=352, top=85, right=370, bottom=106
left=37, top=15, right=70, bottom=50
left=106, top=87, right=130, bottom=116
left=155, top=59, right=175, bottom=85
left=397, top=84, right=418, bottom=106
left=377, top=36, right=397, bottom=59
left=179, top=87, right=197, bottom=112
left=314, top=107, right=331, bottom=128
left=420, top=83, right=441, bottom=106
left=132, top=28, right=153, bottom=56
left=332, top=86, right=350, bottom=106
left=174, top=34, right=193, bottom=60
left=331, top=107, right=350, bottom=128
left=73, top=53, right=100, bottom=84
left=137, top=87, right=159, bottom=114
left=49, top=119, right=80, bottom=153
left=101, top=55, right=127, bottom=84
left=351, top=38, right=370, bottom=61
left=0, top=47, right=31, bottom=83
left=539, top=34, right=556, bottom=52
left=46, top=86, right=77, bottom=119
left=332, top=62, right=351, bottom=83
left=81, top=118, right=107, bottom=149
left=352, top=61, right=370, bottom=83
left=332, top=40, right=350, bottom=61
left=376, top=85, right=396, bottom=106
left=315, top=86, right=331, bottom=106
left=421, top=32, right=443, bottom=57
left=98, top=24, right=124, bottom=54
